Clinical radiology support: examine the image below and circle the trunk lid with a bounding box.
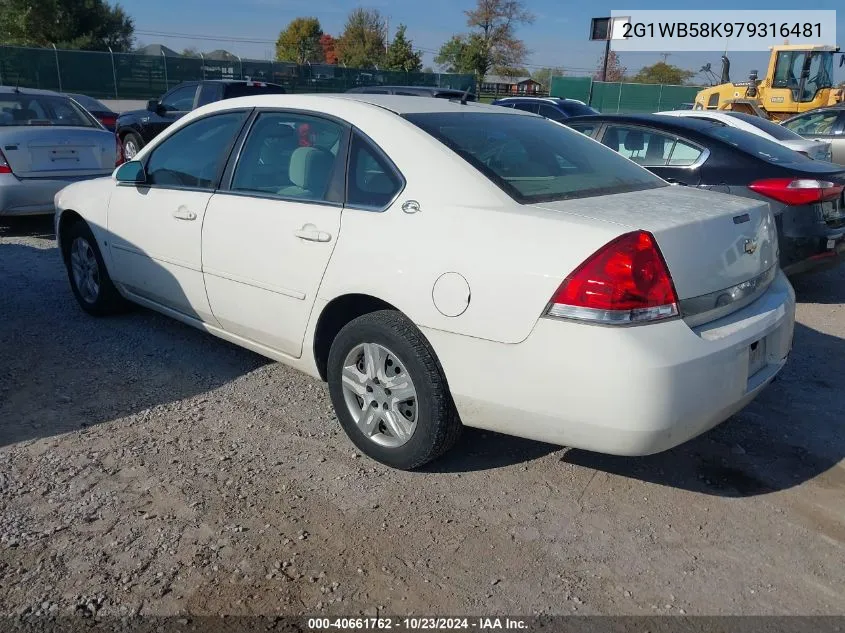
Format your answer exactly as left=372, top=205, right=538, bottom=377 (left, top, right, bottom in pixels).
left=532, top=185, right=778, bottom=303
left=1, top=127, right=115, bottom=178
left=781, top=138, right=833, bottom=162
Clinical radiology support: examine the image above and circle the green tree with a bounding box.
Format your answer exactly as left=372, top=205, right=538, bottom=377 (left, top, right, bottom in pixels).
left=594, top=50, right=626, bottom=81
left=0, top=0, right=134, bottom=51
left=384, top=24, right=422, bottom=72
left=435, top=0, right=534, bottom=83
left=275, top=17, right=324, bottom=64
left=181, top=47, right=201, bottom=58
left=336, top=8, right=387, bottom=69
left=531, top=67, right=565, bottom=90
left=631, top=61, right=695, bottom=85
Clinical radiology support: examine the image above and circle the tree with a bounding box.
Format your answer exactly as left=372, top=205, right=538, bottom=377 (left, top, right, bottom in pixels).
left=435, top=0, right=534, bottom=83
left=631, top=61, right=695, bottom=85
left=181, top=47, right=201, bottom=58
left=275, top=17, right=324, bottom=64
left=319, top=33, right=338, bottom=65
left=531, top=67, right=565, bottom=89
left=336, top=8, right=387, bottom=69
left=423, top=66, right=434, bottom=74
left=384, top=24, right=422, bottom=72
left=594, top=50, right=626, bottom=82
left=0, top=0, right=134, bottom=51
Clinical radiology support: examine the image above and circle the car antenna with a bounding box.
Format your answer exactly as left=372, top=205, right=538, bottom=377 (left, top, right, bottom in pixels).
left=459, top=85, right=471, bottom=105
left=13, top=77, right=21, bottom=93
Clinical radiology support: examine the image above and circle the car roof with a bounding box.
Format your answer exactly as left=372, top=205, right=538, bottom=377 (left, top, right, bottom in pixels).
left=208, top=93, right=523, bottom=116
left=495, top=96, right=579, bottom=104
left=0, top=86, right=63, bottom=97
left=568, top=113, right=722, bottom=133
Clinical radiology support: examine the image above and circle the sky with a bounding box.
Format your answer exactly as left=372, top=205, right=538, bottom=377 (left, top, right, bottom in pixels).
left=126, top=0, right=845, bottom=83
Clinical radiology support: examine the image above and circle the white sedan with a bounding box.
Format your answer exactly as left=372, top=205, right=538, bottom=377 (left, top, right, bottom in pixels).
left=55, top=94, right=795, bottom=470
left=657, top=109, right=833, bottom=161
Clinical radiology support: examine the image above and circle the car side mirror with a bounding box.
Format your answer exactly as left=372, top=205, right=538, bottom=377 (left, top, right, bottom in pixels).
left=146, top=99, right=160, bottom=112
left=115, top=161, right=146, bottom=184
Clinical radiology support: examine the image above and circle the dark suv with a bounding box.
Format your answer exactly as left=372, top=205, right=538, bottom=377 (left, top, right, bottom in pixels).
left=345, top=85, right=476, bottom=101
left=117, top=79, right=286, bottom=158
left=491, top=97, right=598, bottom=121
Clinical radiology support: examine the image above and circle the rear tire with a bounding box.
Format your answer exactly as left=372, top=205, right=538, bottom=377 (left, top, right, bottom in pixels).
left=327, top=310, right=461, bottom=470
left=122, top=132, right=143, bottom=160
left=62, top=220, right=127, bottom=317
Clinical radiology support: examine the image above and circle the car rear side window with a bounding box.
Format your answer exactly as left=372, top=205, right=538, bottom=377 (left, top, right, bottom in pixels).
left=668, top=139, right=704, bottom=166
left=566, top=122, right=597, bottom=136
left=538, top=104, right=567, bottom=122
left=557, top=101, right=598, bottom=117
left=601, top=126, right=675, bottom=167
left=513, top=102, right=538, bottom=114
left=403, top=112, right=665, bottom=204
left=346, top=132, right=403, bottom=209
left=146, top=111, right=247, bottom=189
left=223, top=83, right=287, bottom=98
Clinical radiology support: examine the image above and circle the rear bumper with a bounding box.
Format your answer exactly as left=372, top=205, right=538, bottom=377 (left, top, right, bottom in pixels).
left=423, top=270, right=795, bottom=456
left=0, top=173, right=110, bottom=216
left=777, top=206, right=845, bottom=276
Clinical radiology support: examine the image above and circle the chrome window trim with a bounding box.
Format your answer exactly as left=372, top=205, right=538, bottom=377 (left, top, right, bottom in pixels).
left=681, top=265, right=778, bottom=328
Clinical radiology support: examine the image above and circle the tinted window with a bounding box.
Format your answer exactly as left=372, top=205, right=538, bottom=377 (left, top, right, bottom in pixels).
left=538, top=104, right=567, bottom=122
left=69, top=94, right=111, bottom=113
left=231, top=112, right=343, bottom=202
left=147, top=111, right=247, bottom=188
left=347, top=133, right=403, bottom=209
left=556, top=101, right=599, bottom=116
left=704, top=125, right=812, bottom=164
left=782, top=110, right=840, bottom=136
left=602, top=126, right=675, bottom=166
left=197, top=83, right=222, bottom=107
left=707, top=93, right=719, bottom=108
left=566, top=122, right=597, bottom=136
left=404, top=112, right=665, bottom=204
left=724, top=112, right=805, bottom=141
left=513, top=102, right=538, bottom=113
left=224, top=83, right=286, bottom=98
left=161, top=85, right=197, bottom=112
left=0, top=93, right=96, bottom=127
left=668, top=139, right=704, bottom=166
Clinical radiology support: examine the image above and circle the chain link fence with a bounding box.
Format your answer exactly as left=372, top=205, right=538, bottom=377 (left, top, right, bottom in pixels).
left=550, top=76, right=701, bottom=113
left=0, top=45, right=475, bottom=99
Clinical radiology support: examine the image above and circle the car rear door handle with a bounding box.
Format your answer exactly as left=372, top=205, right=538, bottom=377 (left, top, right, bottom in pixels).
left=173, top=206, right=197, bottom=221
left=295, top=224, right=332, bottom=242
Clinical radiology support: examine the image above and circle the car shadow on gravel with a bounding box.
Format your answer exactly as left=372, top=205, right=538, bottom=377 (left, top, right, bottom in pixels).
left=0, top=237, right=270, bottom=448
left=789, top=265, right=845, bottom=304
left=421, top=428, right=560, bottom=473
left=0, top=215, right=55, bottom=239
left=561, top=321, right=845, bottom=497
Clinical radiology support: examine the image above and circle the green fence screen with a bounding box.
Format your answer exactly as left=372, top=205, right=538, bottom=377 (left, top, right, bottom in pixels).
left=0, top=45, right=475, bottom=99
left=551, top=76, right=701, bottom=113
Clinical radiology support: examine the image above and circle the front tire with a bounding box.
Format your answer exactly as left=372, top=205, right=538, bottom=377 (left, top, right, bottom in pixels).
left=62, top=220, right=127, bottom=317
left=327, top=310, right=461, bottom=470
left=122, top=132, right=143, bottom=160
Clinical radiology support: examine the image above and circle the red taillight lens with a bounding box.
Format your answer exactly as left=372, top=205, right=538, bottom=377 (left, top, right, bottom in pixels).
left=748, top=178, right=844, bottom=206
left=100, top=115, right=117, bottom=128
left=546, top=231, right=679, bottom=325
left=0, top=149, right=11, bottom=174
left=114, top=134, right=125, bottom=167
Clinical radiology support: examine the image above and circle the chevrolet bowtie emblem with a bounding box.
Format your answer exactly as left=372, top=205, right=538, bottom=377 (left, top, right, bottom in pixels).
left=744, top=238, right=758, bottom=255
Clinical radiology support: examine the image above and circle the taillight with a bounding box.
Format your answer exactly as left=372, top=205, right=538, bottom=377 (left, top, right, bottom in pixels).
left=115, top=134, right=125, bottom=167
left=545, top=231, right=679, bottom=325
left=748, top=178, right=844, bottom=206
left=0, top=149, right=11, bottom=174
left=100, top=115, right=117, bottom=128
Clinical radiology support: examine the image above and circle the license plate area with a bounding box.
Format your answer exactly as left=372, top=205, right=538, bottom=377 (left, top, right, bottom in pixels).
left=748, top=337, right=768, bottom=380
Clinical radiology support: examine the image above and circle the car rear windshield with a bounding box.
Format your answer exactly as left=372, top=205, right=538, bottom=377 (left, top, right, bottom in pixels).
left=223, top=83, right=286, bottom=98
left=403, top=111, right=666, bottom=203
left=703, top=124, right=811, bottom=164
left=724, top=112, right=804, bottom=141
left=558, top=101, right=598, bottom=116
left=0, top=93, right=97, bottom=127
left=69, top=94, right=112, bottom=114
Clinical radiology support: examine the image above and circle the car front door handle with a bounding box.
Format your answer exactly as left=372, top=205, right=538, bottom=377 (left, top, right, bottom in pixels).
left=294, top=224, right=332, bottom=242
left=172, top=206, right=197, bottom=221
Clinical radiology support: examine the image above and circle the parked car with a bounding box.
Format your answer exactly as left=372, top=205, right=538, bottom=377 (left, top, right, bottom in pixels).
left=56, top=94, right=794, bottom=469
left=66, top=93, right=117, bottom=131
left=345, top=85, right=476, bottom=101
left=565, top=113, right=845, bottom=276
left=657, top=109, right=832, bottom=161
left=781, top=105, right=845, bottom=165
left=0, top=87, right=120, bottom=217
left=491, top=96, right=598, bottom=121
left=116, top=79, right=286, bottom=159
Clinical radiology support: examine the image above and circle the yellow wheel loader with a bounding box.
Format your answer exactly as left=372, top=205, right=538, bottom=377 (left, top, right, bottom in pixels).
left=694, top=45, right=844, bottom=121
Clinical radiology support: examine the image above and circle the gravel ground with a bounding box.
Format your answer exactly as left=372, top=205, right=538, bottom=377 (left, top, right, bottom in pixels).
left=1, top=216, right=844, bottom=619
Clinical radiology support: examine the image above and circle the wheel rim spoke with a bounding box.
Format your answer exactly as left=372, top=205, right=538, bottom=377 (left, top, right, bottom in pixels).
left=362, top=343, right=384, bottom=381
left=341, top=366, right=368, bottom=398
left=357, top=406, right=380, bottom=436
left=382, top=410, right=410, bottom=443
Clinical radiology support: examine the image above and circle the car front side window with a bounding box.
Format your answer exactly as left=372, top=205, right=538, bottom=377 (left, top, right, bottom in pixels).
left=231, top=112, right=345, bottom=203
left=145, top=111, right=248, bottom=189
left=161, top=85, right=198, bottom=112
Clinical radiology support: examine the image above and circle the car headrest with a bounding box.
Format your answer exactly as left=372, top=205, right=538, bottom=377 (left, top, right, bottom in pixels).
left=288, top=146, right=334, bottom=192
left=623, top=131, right=644, bottom=151
left=602, top=128, right=621, bottom=151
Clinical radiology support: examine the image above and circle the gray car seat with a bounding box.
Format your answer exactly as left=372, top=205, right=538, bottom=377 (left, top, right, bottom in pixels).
left=277, top=146, right=335, bottom=199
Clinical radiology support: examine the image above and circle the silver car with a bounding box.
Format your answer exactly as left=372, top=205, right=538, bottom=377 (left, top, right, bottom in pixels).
left=781, top=106, right=845, bottom=165
left=0, top=87, right=118, bottom=216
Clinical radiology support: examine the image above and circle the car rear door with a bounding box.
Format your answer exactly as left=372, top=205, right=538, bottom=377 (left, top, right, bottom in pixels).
left=200, top=110, right=351, bottom=357
left=107, top=110, right=249, bottom=321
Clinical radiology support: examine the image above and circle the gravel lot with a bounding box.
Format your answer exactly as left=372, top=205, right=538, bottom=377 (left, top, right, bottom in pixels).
left=1, top=216, right=844, bottom=619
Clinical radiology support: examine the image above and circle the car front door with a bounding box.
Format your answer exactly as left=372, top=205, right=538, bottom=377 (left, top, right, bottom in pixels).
left=200, top=111, right=351, bottom=357
left=107, top=110, right=249, bottom=322
left=148, top=84, right=199, bottom=136
left=599, top=124, right=704, bottom=186
left=782, top=109, right=845, bottom=164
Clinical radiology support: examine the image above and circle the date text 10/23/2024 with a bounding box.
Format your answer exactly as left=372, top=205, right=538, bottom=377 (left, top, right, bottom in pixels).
left=307, top=617, right=529, bottom=630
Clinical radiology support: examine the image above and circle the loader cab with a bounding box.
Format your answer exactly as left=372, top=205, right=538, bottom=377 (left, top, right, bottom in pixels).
left=770, top=47, right=835, bottom=103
